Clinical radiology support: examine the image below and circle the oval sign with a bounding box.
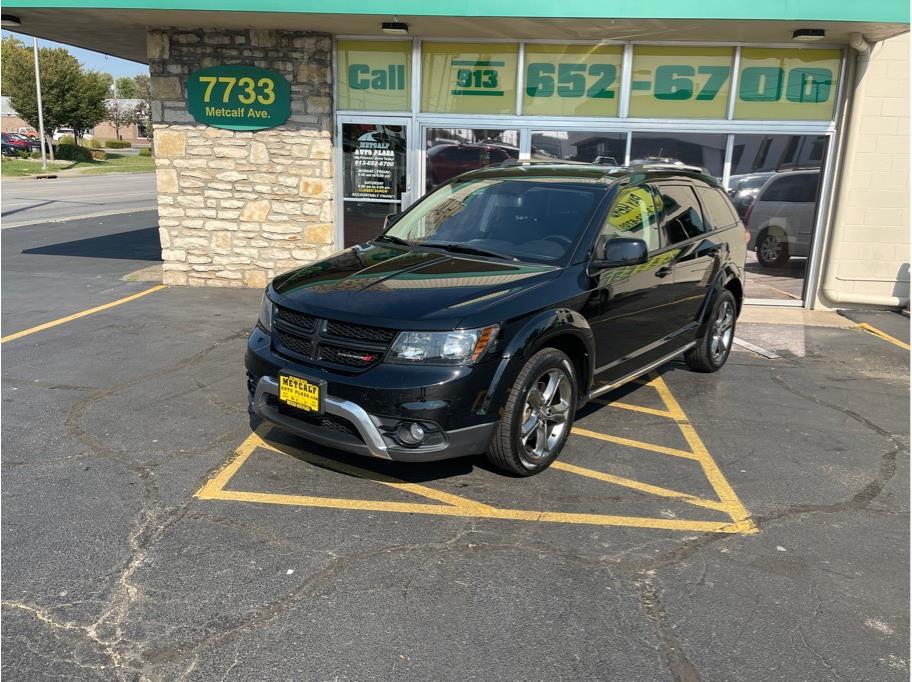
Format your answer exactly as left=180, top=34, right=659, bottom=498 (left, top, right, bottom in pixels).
left=186, top=65, right=291, bottom=131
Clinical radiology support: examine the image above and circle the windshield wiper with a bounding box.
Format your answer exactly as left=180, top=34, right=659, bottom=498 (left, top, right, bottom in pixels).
left=422, top=242, right=516, bottom=261
left=374, top=234, right=412, bottom=247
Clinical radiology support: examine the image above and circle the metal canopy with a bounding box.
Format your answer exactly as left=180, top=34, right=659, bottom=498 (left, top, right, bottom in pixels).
left=2, top=9, right=909, bottom=65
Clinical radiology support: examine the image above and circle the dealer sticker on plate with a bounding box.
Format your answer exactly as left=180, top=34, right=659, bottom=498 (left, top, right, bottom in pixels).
left=278, top=374, right=321, bottom=413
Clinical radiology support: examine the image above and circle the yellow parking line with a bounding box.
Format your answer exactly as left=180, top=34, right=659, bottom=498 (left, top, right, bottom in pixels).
left=571, top=426, right=698, bottom=460
left=206, top=489, right=746, bottom=532
left=858, top=322, right=910, bottom=351
left=255, top=435, right=496, bottom=512
left=649, top=374, right=756, bottom=530
left=196, top=429, right=265, bottom=499
left=197, top=370, right=757, bottom=534
left=1, top=285, right=167, bottom=343
left=550, top=460, right=730, bottom=512
left=599, top=400, right=679, bottom=419
left=198, top=431, right=743, bottom=532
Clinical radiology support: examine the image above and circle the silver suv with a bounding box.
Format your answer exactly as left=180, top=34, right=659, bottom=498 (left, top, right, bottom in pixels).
left=745, top=169, right=820, bottom=267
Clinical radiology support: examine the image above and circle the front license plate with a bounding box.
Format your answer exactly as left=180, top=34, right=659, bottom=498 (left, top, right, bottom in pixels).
left=278, top=373, right=323, bottom=413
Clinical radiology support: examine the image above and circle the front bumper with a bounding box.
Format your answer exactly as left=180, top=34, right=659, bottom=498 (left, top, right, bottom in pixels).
left=250, top=375, right=498, bottom=462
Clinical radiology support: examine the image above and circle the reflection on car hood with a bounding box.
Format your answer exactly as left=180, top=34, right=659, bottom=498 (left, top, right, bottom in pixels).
left=271, top=243, right=557, bottom=329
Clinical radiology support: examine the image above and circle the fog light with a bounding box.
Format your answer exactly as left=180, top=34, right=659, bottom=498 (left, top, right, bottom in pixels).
left=395, top=422, right=425, bottom=446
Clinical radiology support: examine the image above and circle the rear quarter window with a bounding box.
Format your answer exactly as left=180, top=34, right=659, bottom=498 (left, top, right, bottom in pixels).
left=696, top=186, right=739, bottom=229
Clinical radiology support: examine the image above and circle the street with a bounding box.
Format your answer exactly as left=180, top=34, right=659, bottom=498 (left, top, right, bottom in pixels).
left=1, top=210, right=908, bottom=680
left=0, top=173, right=156, bottom=229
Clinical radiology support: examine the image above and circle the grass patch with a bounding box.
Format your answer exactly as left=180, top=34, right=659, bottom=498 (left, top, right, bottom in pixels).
left=2, top=152, right=155, bottom=177
left=69, top=152, right=155, bottom=175
left=0, top=159, right=74, bottom=177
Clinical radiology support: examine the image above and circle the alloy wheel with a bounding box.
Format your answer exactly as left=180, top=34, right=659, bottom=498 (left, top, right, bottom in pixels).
left=759, top=234, right=782, bottom=263
left=710, top=300, right=735, bottom=363
left=520, top=367, right=572, bottom=463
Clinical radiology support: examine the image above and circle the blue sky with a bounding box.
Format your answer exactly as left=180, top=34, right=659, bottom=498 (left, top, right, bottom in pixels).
left=2, top=30, right=147, bottom=77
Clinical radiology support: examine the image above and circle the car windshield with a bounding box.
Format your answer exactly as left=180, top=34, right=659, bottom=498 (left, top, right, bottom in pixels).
left=381, top=177, right=605, bottom=264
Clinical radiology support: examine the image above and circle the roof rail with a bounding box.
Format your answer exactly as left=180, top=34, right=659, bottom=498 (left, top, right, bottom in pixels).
left=628, top=161, right=711, bottom=175
left=491, top=158, right=594, bottom=168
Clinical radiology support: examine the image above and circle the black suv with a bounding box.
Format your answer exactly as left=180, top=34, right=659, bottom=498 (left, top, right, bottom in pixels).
left=246, top=164, right=745, bottom=476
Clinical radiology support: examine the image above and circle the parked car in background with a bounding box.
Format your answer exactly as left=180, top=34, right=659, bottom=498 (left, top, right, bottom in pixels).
left=52, top=128, right=93, bottom=141
left=1, top=132, right=31, bottom=155
left=744, top=169, right=820, bottom=267
left=9, top=133, right=42, bottom=153
left=426, top=143, right=514, bottom=189
left=726, top=171, right=774, bottom=218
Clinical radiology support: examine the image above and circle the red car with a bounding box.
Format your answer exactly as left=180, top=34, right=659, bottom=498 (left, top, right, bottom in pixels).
left=1, top=132, right=31, bottom=155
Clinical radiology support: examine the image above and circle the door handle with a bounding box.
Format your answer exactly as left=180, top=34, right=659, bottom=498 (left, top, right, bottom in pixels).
left=656, top=266, right=672, bottom=278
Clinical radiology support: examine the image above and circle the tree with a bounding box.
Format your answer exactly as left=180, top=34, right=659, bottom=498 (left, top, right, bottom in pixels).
left=132, top=74, right=153, bottom=140
left=106, top=97, right=139, bottom=141
left=69, top=71, right=110, bottom=140
left=114, top=76, right=138, bottom=99
left=2, top=36, right=109, bottom=146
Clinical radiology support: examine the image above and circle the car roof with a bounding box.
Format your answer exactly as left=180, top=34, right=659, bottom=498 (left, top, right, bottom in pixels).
left=456, top=161, right=723, bottom=190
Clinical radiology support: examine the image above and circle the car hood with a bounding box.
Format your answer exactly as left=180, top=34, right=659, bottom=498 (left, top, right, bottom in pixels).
left=271, top=243, right=558, bottom=329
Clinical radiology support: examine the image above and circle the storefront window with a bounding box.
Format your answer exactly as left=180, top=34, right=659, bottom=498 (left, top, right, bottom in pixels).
left=336, top=40, right=412, bottom=112
left=531, top=131, right=626, bottom=165
left=629, top=132, right=726, bottom=179
left=629, top=46, right=734, bottom=119
left=424, top=128, right=519, bottom=190
left=421, top=43, right=519, bottom=114
left=522, top=45, right=623, bottom=117
left=729, top=134, right=827, bottom=301
left=734, top=49, right=841, bottom=121
left=342, top=123, right=408, bottom=247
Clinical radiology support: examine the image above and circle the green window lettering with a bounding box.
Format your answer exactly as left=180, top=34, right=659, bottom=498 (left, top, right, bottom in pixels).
left=654, top=65, right=694, bottom=101
left=586, top=64, right=616, bottom=99
left=785, top=68, right=832, bottom=103
left=739, top=67, right=783, bottom=102
left=349, top=64, right=370, bottom=90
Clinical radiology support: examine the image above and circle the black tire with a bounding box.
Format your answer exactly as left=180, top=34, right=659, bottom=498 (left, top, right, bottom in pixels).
left=486, top=348, right=578, bottom=476
left=755, top=229, right=790, bottom=267
left=685, top=290, right=737, bottom=373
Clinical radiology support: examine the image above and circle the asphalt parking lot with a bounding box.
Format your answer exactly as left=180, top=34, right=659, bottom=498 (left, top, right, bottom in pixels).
left=2, top=211, right=909, bottom=681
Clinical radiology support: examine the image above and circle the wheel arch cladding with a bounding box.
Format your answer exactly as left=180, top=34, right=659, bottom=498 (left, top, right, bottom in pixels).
left=481, top=309, right=595, bottom=415
left=725, top=276, right=744, bottom=313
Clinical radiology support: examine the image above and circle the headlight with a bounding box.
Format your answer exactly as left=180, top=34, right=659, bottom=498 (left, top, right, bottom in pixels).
left=388, top=325, right=499, bottom=365
left=257, top=292, right=274, bottom=332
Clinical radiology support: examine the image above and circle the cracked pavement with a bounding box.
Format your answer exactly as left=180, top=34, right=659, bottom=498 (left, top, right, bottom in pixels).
left=2, top=211, right=909, bottom=680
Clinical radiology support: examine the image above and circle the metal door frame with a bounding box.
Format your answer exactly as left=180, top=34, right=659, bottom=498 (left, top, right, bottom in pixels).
left=334, top=114, right=414, bottom=249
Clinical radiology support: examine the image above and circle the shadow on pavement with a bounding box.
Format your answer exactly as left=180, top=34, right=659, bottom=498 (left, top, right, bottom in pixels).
left=21, top=226, right=162, bottom=261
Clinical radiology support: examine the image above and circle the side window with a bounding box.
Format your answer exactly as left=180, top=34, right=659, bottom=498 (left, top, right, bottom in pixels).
left=760, top=174, right=818, bottom=203
left=602, top=185, right=660, bottom=252
left=655, top=184, right=707, bottom=244
left=695, top=185, right=739, bottom=229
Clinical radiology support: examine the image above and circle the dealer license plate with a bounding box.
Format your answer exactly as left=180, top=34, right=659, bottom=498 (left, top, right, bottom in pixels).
left=278, top=373, right=323, bottom=413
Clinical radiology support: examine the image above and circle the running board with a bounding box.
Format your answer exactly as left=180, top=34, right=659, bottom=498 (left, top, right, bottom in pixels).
left=587, top=342, right=697, bottom=399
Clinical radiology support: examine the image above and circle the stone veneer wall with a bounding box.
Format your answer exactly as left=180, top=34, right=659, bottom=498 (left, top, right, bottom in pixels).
left=148, top=28, right=334, bottom=288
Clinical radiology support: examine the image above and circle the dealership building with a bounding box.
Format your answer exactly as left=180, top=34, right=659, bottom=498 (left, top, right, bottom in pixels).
left=3, top=1, right=909, bottom=308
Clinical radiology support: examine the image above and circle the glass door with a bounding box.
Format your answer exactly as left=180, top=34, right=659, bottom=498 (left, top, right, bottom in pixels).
left=338, top=117, right=411, bottom=248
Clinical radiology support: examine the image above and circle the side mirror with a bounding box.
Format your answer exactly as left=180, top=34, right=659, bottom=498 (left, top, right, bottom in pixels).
left=592, top=237, right=649, bottom=270
left=383, top=212, right=401, bottom=229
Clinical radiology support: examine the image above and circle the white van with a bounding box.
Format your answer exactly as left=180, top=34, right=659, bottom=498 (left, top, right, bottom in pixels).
left=52, top=128, right=93, bottom=141
left=745, top=169, right=820, bottom=267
